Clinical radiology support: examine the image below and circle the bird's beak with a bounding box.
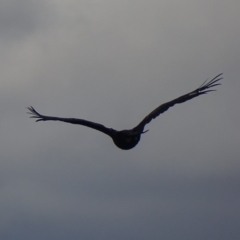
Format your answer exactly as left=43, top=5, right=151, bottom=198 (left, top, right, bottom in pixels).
left=141, top=129, right=149, bottom=134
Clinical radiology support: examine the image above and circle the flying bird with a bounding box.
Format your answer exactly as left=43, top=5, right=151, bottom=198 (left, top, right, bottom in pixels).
left=28, top=74, right=222, bottom=150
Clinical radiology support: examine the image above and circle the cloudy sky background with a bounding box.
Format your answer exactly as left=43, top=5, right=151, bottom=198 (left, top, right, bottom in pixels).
left=0, top=0, right=239, bottom=239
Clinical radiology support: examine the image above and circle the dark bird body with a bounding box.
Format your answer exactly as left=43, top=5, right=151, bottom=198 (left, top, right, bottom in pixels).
left=28, top=74, right=222, bottom=150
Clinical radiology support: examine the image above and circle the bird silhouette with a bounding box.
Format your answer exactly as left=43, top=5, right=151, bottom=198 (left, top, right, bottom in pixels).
left=28, top=74, right=222, bottom=150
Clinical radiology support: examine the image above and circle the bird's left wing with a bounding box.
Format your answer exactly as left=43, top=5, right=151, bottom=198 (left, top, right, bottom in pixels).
left=135, top=73, right=222, bottom=131
left=27, top=106, right=113, bottom=136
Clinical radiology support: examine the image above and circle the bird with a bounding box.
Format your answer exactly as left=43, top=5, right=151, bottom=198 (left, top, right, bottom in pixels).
left=28, top=73, right=222, bottom=150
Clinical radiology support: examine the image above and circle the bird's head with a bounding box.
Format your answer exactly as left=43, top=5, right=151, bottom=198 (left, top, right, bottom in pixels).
left=110, top=129, right=142, bottom=150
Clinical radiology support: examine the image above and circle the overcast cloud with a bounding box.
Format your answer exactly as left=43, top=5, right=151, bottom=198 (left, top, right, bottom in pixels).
left=0, top=0, right=239, bottom=239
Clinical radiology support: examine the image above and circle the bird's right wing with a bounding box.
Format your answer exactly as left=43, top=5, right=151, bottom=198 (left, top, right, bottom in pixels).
left=27, top=106, right=113, bottom=136
left=135, top=74, right=222, bottom=132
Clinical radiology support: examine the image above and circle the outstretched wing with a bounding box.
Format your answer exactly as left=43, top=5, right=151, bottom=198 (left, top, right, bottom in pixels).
left=27, top=106, right=113, bottom=136
left=135, top=73, right=222, bottom=131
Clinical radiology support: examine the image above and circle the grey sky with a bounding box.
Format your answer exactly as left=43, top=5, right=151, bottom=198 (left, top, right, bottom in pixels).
left=0, top=0, right=239, bottom=239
